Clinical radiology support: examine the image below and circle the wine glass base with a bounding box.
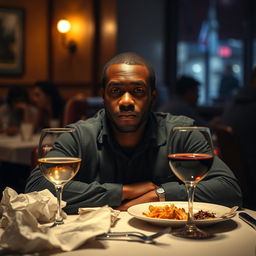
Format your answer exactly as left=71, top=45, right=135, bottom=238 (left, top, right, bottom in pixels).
left=50, top=220, right=64, bottom=228
left=172, top=226, right=212, bottom=239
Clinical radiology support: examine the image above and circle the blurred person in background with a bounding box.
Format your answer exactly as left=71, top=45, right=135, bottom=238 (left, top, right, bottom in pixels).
left=158, top=75, right=220, bottom=129
left=222, top=67, right=256, bottom=210
left=0, top=86, right=37, bottom=136
left=218, top=64, right=240, bottom=102
left=31, top=81, right=65, bottom=132
left=152, top=82, right=170, bottom=111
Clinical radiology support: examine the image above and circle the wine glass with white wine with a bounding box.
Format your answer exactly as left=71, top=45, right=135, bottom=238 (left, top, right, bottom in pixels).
left=38, top=127, right=81, bottom=226
left=168, top=126, right=214, bottom=238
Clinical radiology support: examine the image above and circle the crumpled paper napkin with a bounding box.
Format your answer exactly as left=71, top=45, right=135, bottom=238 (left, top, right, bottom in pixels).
left=0, top=187, right=67, bottom=228
left=0, top=187, right=120, bottom=253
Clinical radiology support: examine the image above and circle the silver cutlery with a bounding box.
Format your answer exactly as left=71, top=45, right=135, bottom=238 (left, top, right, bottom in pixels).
left=239, top=212, right=256, bottom=230
left=219, top=205, right=239, bottom=219
left=96, top=226, right=172, bottom=243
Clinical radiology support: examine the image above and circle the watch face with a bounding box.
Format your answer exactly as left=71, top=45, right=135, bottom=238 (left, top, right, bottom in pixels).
left=156, top=187, right=165, bottom=201
left=157, top=187, right=165, bottom=194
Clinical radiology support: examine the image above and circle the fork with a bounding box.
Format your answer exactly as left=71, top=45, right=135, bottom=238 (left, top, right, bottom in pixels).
left=219, top=206, right=239, bottom=219
left=96, top=226, right=172, bottom=244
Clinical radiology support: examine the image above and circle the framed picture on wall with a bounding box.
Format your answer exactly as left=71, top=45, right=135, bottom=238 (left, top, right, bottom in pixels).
left=0, top=7, right=24, bottom=76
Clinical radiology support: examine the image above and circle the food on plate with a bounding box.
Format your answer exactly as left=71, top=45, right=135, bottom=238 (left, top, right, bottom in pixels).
left=143, top=204, right=216, bottom=220
left=193, top=210, right=216, bottom=220
left=143, top=204, right=187, bottom=220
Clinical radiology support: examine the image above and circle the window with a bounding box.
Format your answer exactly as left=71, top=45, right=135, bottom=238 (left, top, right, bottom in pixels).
left=177, top=0, right=245, bottom=105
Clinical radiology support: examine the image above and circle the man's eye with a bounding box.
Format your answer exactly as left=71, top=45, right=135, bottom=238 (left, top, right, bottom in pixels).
left=110, top=88, right=122, bottom=96
left=133, top=87, right=145, bottom=95
left=112, top=88, right=120, bottom=93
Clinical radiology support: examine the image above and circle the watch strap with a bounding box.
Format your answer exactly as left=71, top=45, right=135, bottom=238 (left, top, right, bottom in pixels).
left=155, top=187, right=165, bottom=202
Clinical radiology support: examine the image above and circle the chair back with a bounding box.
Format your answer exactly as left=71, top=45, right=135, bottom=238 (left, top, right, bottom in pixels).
left=63, top=94, right=103, bottom=126
left=214, top=125, right=248, bottom=199
left=31, top=146, right=39, bottom=169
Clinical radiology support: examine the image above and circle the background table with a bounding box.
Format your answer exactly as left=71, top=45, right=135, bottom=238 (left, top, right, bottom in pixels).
left=0, top=134, right=40, bottom=166
left=0, top=134, right=40, bottom=193
left=19, top=208, right=256, bottom=256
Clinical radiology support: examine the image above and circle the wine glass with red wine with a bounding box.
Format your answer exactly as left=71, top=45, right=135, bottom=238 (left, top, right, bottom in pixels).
left=168, top=126, right=214, bottom=238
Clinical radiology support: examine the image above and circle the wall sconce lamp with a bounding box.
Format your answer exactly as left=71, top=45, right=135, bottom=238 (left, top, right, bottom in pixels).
left=57, top=19, right=77, bottom=54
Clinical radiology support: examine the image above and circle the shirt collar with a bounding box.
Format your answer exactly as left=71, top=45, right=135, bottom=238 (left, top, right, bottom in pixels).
left=150, top=112, right=166, bottom=146
left=97, top=110, right=166, bottom=147
left=97, top=109, right=108, bottom=144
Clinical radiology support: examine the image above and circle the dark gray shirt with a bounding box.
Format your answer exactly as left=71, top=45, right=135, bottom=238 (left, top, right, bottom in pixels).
left=25, top=110, right=242, bottom=214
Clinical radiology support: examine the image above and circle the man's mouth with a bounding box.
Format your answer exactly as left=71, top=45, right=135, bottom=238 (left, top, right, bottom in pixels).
left=118, top=113, right=137, bottom=119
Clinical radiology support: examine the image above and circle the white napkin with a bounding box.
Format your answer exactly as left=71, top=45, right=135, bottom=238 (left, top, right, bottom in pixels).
left=0, top=187, right=120, bottom=253
left=0, top=187, right=67, bottom=228
left=78, top=207, right=120, bottom=226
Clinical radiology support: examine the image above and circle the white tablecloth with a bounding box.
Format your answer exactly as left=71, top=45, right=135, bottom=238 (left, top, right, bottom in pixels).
left=12, top=209, right=256, bottom=256
left=0, top=134, right=40, bottom=166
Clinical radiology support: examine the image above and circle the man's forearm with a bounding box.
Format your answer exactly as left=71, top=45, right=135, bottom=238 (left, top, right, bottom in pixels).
left=117, top=189, right=159, bottom=211
left=25, top=168, right=123, bottom=214
left=121, top=181, right=157, bottom=201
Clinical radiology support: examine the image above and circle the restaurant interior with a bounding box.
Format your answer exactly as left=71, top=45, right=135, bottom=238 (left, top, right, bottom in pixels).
left=0, top=0, right=255, bottom=212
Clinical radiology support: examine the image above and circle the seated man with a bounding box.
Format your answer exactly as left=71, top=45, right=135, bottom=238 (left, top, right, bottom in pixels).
left=25, top=53, right=242, bottom=214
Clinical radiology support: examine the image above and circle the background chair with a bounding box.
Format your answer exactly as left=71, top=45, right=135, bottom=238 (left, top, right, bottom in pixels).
left=63, top=94, right=103, bottom=126
left=31, top=95, right=103, bottom=169
left=31, top=146, right=39, bottom=170
left=214, top=125, right=249, bottom=206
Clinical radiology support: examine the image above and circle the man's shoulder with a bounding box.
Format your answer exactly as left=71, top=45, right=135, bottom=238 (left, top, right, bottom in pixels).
left=154, top=112, right=195, bottom=127
left=68, top=109, right=104, bottom=133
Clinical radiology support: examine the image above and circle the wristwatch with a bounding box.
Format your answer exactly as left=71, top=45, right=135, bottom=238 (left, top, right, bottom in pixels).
left=155, top=187, right=165, bottom=202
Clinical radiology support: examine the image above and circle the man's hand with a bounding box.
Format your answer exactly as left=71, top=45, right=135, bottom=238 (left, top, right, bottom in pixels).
left=116, top=182, right=159, bottom=211
left=116, top=189, right=158, bottom=211
left=122, top=181, right=157, bottom=201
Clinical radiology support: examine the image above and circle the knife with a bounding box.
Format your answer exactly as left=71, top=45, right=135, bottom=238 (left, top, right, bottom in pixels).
left=239, top=212, right=256, bottom=230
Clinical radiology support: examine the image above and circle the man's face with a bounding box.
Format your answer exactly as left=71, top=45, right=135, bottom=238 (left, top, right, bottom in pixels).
left=103, top=63, right=156, bottom=133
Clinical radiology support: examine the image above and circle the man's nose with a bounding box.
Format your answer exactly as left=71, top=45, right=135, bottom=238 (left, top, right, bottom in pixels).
left=119, top=92, right=134, bottom=106
left=119, top=92, right=135, bottom=111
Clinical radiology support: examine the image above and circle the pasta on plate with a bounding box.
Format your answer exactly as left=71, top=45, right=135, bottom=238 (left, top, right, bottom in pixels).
left=143, top=204, right=216, bottom=220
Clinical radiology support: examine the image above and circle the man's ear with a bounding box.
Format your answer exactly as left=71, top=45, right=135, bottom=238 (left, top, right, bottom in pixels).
left=100, top=87, right=105, bottom=101
left=151, top=89, right=157, bottom=104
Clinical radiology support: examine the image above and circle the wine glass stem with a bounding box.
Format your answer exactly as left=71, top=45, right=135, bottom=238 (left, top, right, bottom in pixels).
left=55, top=185, right=64, bottom=225
left=185, top=181, right=196, bottom=229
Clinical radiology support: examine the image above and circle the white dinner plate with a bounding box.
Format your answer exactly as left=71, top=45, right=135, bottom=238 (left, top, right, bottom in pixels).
left=127, top=201, right=235, bottom=227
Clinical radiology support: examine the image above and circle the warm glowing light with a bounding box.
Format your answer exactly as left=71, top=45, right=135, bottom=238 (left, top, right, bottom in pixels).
left=104, top=21, right=116, bottom=34
left=57, top=19, right=71, bottom=33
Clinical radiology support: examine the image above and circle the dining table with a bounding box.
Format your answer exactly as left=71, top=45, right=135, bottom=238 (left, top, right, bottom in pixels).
left=10, top=207, right=256, bottom=256
left=0, top=133, right=40, bottom=166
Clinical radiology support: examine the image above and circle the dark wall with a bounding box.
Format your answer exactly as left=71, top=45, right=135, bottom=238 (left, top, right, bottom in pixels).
left=116, top=0, right=165, bottom=84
